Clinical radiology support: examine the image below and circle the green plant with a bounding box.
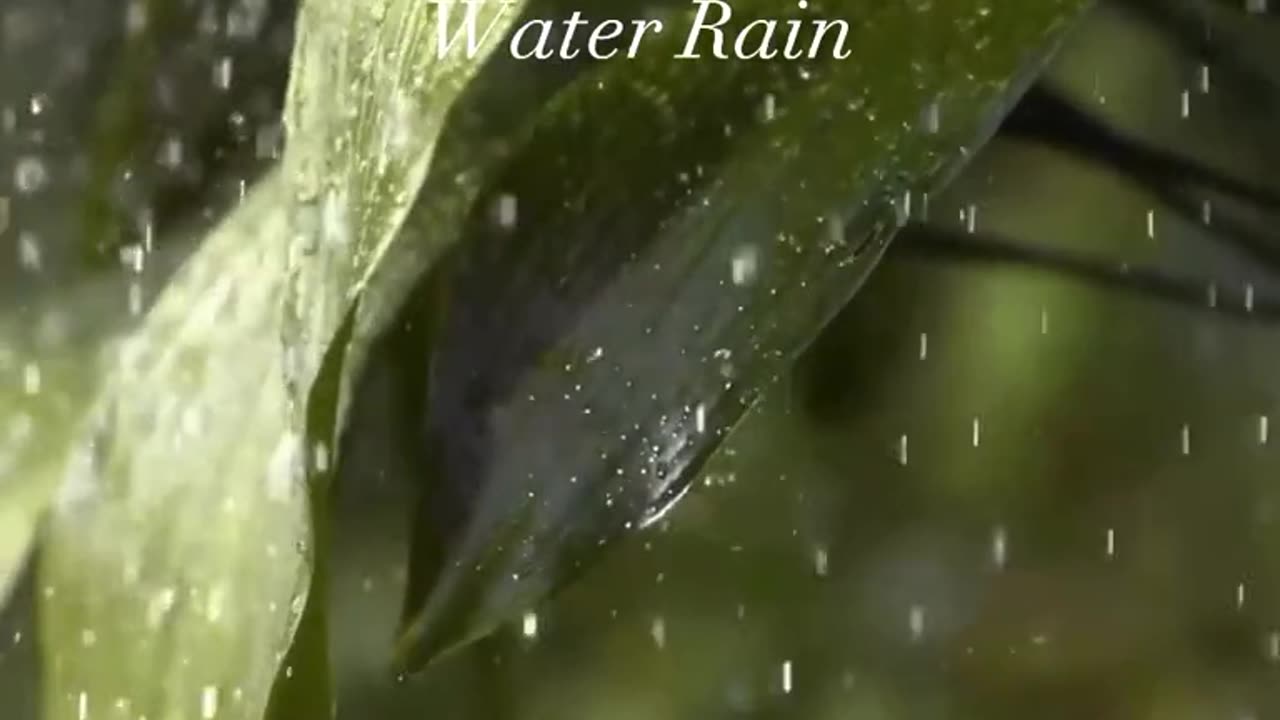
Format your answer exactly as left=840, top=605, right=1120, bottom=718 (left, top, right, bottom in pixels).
left=0, top=1, right=1091, bottom=717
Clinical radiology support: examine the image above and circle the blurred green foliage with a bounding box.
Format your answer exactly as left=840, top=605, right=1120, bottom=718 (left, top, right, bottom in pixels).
left=3, top=1, right=1280, bottom=719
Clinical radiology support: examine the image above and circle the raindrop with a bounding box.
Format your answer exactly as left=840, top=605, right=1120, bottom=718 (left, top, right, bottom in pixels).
left=894, top=190, right=912, bottom=226
left=18, top=232, right=41, bottom=271
left=781, top=660, right=793, bottom=694
left=125, top=0, right=148, bottom=34
left=896, top=433, right=908, bottom=466
left=921, top=99, right=941, bottom=134
left=963, top=204, right=978, bottom=233
left=201, top=685, right=219, bottom=718
left=971, top=416, right=981, bottom=448
left=713, top=348, right=734, bottom=378
left=1244, top=283, right=1255, bottom=313
left=1260, top=415, right=1269, bottom=446
left=1146, top=209, right=1156, bottom=239
left=813, top=545, right=829, bottom=577
left=1040, top=307, right=1050, bottom=335
left=0, top=196, right=9, bottom=234
left=1197, top=63, right=1211, bottom=94
left=158, top=136, right=185, bottom=170
left=908, top=604, right=926, bottom=641
left=695, top=403, right=707, bottom=433
left=266, top=432, right=302, bottom=502
left=1180, top=424, right=1191, bottom=456
left=1245, top=0, right=1268, bottom=13
left=918, top=332, right=928, bottom=360
left=493, top=193, right=518, bottom=229
left=1179, top=89, right=1190, bottom=119
left=213, top=56, right=233, bottom=90
left=824, top=210, right=846, bottom=248
left=146, top=587, right=177, bottom=628
left=80, top=628, right=97, bottom=647
left=127, top=283, right=143, bottom=316
left=760, top=93, right=777, bottom=122
left=13, top=156, right=48, bottom=193
left=207, top=585, right=225, bottom=623
left=77, top=691, right=88, bottom=720
left=119, top=243, right=145, bottom=273
left=1237, top=581, right=1247, bottom=610
left=1105, top=527, right=1116, bottom=558
left=22, top=362, right=40, bottom=396
left=1268, top=631, right=1280, bottom=662
left=313, top=442, right=330, bottom=473
left=650, top=616, right=666, bottom=649
left=731, top=245, right=759, bottom=286
left=521, top=611, right=538, bottom=639
left=990, top=525, right=1007, bottom=569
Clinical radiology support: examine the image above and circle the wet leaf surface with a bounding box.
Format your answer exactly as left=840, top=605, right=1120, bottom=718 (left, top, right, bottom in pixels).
left=393, top=0, right=1092, bottom=672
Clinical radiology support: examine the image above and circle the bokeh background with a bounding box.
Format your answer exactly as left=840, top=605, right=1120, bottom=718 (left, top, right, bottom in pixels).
left=4, top=1, right=1280, bottom=718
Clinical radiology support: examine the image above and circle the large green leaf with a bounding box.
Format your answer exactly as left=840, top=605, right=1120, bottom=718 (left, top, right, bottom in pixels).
left=394, top=0, right=1093, bottom=671
left=34, top=1, right=521, bottom=719
left=0, top=0, right=296, bottom=608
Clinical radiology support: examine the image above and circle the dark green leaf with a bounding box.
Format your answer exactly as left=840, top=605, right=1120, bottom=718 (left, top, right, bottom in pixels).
left=395, top=0, right=1092, bottom=671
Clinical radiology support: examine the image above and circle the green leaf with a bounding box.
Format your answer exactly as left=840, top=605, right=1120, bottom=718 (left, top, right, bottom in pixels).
left=0, top=251, right=191, bottom=607
left=35, top=1, right=521, bottom=719
left=394, top=0, right=1092, bottom=671
left=0, top=0, right=294, bottom=611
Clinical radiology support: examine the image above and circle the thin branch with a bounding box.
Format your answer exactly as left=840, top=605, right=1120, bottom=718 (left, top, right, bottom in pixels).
left=894, top=224, right=1280, bottom=324
left=1002, top=86, right=1280, bottom=213
left=1114, top=0, right=1280, bottom=106
left=999, top=85, right=1280, bottom=274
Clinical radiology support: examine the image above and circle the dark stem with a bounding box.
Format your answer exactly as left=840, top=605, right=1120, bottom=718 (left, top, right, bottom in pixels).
left=999, top=85, right=1280, bottom=274
left=895, top=224, right=1280, bottom=324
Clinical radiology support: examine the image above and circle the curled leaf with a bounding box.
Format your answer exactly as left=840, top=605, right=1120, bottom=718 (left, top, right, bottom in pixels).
left=395, top=0, right=1092, bottom=670
left=36, top=1, right=521, bottom=718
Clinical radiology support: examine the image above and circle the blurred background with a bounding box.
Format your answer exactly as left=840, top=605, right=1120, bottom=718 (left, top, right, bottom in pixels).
left=5, top=1, right=1280, bottom=718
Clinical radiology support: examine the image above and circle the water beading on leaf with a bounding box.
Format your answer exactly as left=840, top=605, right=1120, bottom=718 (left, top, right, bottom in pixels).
left=35, top=1, right=521, bottom=718
left=393, top=0, right=1093, bottom=671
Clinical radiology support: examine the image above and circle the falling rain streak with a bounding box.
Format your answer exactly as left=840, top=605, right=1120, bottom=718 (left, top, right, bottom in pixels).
left=991, top=526, right=1007, bottom=569
left=200, top=685, right=220, bottom=719
left=908, top=604, right=926, bottom=642
left=493, top=193, right=518, bottom=229
left=731, top=245, right=759, bottom=286
left=651, top=617, right=666, bottom=649
left=813, top=545, right=829, bottom=577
